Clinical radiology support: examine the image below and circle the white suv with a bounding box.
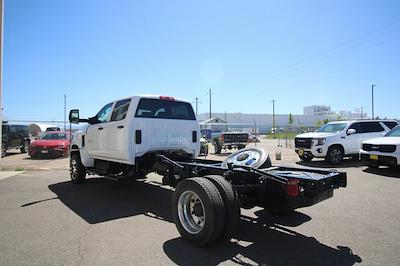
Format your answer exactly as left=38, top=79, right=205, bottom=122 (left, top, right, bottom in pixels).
left=295, top=120, right=398, bottom=165
left=360, top=125, right=400, bottom=168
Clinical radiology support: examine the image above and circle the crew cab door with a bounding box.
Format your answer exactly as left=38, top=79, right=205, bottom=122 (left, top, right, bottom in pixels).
left=85, top=102, right=114, bottom=158
left=102, top=98, right=132, bottom=161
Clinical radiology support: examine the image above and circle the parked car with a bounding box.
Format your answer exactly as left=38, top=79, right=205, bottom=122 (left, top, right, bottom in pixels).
left=294, top=120, right=398, bottom=165
left=29, top=131, right=70, bottom=158
left=1, top=123, right=30, bottom=158
left=360, top=125, right=400, bottom=168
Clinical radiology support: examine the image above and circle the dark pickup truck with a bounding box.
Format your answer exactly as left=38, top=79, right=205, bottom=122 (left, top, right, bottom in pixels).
left=213, top=132, right=249, bottom=154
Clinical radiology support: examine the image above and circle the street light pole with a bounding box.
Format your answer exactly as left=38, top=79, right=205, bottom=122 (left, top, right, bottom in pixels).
left=209, top=88, right=212, bottom=119
left=0, top=0, right=4, bottom=152
left=64, top=95, right=66, bottom=131
left=371, top=84, right=376, bottom=120
left=271, top=99, right=276, bottom=138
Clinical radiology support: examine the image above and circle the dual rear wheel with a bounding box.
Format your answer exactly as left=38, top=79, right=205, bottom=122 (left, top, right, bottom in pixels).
left=172, top=176, right=240, bottom=246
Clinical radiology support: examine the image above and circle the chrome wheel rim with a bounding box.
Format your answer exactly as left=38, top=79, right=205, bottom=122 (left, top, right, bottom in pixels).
left=177, top=191, right=206, bottom=234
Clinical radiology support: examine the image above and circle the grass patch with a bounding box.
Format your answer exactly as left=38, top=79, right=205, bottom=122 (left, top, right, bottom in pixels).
left=15, top=167, right=25, bottom=171
left=265, top=132, right=299, bottom=139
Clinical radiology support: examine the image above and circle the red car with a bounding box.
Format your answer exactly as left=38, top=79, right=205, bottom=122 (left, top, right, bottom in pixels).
left=29, top=132, right=70, bottom=158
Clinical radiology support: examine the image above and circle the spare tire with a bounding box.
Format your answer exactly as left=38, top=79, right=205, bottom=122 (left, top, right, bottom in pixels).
left=221, top=147, right=271, bottom=169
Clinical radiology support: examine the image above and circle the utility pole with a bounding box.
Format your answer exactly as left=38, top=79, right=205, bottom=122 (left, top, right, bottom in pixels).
left=192, top=97, right=202, bottom=116
left=224, top=110, right=228, bottom=131
left=0, top=0, right=4, bottom=154
left=371, top=84, right=376, bottom=120
left=271, top=100, right=276, bottom=138
left=208, top=89, right=212, bottom=119
left=64, top=95, right=66, bottom=131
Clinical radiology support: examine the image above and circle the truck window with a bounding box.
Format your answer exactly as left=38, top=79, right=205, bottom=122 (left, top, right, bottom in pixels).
left=135, top=99, right=196, bottom=120
left=383, top=121, right=398, bottom=129
left=361, top=122, right=385, bottom=133
left=111, top=99, right=131, bottom=121
left=96, top=103, right=114, bottom=123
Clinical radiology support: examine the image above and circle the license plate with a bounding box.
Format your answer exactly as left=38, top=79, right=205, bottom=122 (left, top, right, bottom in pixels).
left=370, top=154, right=378, bottom=160
left=41, top=150, right=49, bottom=154
left=298, top=149, right=304, bottom=156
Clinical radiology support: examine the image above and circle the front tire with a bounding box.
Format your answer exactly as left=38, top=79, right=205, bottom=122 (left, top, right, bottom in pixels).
left=326, top=146, right=344, bottom=165
left=172, top=178, right=225, bottom=246
left=20, top=141, right=29, bottom=153
left=70, top=153, right=86, bottom=184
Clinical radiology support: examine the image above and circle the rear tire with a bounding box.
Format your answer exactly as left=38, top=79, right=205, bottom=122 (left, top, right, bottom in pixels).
left=172, top=177, right=225, bottom=246
left=70, top=153, right=86, bottom=184
left=214, top=143, right=222, bottom=154
left=326, top=146, right=344, bottom=165
left=204, top=175, right=240, bottom=240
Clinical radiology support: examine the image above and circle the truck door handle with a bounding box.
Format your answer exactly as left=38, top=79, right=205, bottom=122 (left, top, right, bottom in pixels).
left=98, top=127, right=104, bottom=130
left=341, top=136, right=345, bottom=139
left=117, top=125, right=124, bottom=129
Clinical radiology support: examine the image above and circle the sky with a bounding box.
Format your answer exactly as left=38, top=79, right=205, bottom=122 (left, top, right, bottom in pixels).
left=3, top=0, right=400, bottom=122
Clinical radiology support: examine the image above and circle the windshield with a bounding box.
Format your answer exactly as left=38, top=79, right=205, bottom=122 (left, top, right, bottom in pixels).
left=315, top=123, right=347, bottom=133
left=385, top=126, right=400, bottom=137
left=40, top=133, right=67, bottom=140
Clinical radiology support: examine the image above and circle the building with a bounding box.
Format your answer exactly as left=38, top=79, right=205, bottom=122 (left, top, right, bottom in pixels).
left=303, top=105, right=335, bottom=116
left=197, top=112, right=335, bottom=134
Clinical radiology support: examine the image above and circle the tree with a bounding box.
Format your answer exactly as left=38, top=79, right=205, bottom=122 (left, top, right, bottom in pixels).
left=323, top=119, right=329, bottom=124
left=288, top=113, right=294, bottom=126
left=315, top=120, right=323, bottom=127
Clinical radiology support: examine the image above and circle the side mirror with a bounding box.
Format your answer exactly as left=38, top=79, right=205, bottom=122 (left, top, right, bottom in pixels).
left=347, top=129, right=356, bottom=135
left=69, top=109, right=80, bottom=124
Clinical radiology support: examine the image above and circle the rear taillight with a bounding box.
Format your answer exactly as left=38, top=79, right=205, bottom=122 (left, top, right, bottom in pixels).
left=286, top=179, right=299, bottom=197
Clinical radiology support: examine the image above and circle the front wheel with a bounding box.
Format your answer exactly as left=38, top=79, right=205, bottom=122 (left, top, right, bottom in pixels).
left=70, top=153, right=86, bottom=184
left=326, top=146, right=344, bottom=165
left=20, top=141, right=29, bottom=153
left=172, top=178, right=225, bottom=246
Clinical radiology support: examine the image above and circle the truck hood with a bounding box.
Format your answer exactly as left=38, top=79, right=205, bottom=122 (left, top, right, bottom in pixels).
left=296, top=132, right=337, bottom=138
left=363, top=137, right=400, bottom=145
left=31, top=140, right=69, bottom=147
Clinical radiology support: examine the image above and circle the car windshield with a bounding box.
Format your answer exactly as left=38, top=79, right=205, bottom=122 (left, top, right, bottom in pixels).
left=315, top=123, right=347, bottom=133
left=385, top=126, right=400, bottom=137
left=40, top=133, right=67, bottom=140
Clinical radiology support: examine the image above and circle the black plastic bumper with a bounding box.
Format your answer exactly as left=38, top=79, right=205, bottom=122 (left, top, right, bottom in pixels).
left=361, top=154, right=398, bottom=166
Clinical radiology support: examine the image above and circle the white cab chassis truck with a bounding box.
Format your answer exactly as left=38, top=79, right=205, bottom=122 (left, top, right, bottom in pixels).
left=69, top=95, right=347, bottom=246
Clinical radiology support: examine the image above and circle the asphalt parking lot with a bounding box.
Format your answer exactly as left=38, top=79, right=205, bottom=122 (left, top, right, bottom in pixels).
left=0, top=139, right=399, bottom=265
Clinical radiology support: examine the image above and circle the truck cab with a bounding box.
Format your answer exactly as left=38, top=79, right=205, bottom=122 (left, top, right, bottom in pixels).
left=69, top=95, right=200, bottom=179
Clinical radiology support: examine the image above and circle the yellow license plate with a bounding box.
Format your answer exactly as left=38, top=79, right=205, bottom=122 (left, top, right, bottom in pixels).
left=370, top=154, right=379, bottom=161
